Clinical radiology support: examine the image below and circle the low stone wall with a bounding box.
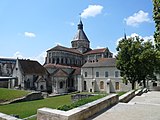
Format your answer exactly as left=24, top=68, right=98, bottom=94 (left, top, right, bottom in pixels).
left=0, top=92, right=43, bottom=105
left=37, top=94, right=118, bottom=120
left=135, top=89, right=143, bottom=96
left=149, top=86, right=160, bottom=91
left=11, top=92, right=43, bottom=104
left=0, top=112, right=22, bottom=120
left=119, top=90, right=135, bottom=103
left=71, top=94, right=94, bottom=102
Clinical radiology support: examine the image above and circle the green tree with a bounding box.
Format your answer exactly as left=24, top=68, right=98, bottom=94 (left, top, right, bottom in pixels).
left=153, top=0, right=160, bottom=50
left=116, top=36, right=156, bottom=89
left=138, top=41, right=157, bottom=87
left=153, top=0, right=160, bottom=73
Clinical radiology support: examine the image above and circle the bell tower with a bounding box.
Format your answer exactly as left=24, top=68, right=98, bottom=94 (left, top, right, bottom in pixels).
left=71, top=20, right=90, bottom=53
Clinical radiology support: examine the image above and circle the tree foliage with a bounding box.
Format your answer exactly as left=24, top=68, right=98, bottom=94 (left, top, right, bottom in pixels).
left=153, top=0, right=160, bottom=73
left=153, top=0, right=160, bottom=50
left=116, top=37, right=157, bottom=89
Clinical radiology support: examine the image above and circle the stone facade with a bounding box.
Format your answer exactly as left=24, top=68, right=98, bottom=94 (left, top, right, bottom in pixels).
left=0, top=58, right=16, bottom=77
left=80, top=58, right=132, bottom=93
left=12, top=59, right=48, bottom=91
left=45, top=20, right=113, bottom=67
left=43, top=20, right=113, bottom=94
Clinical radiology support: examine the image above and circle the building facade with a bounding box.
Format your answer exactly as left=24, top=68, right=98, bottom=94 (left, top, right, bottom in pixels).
left=45, top=20, right=113, bottom=67
left=43, top=20, right=113, bottom=94
left=80, top=58, right=132, bottom=93
left=12, top=59, right=49, bottom=91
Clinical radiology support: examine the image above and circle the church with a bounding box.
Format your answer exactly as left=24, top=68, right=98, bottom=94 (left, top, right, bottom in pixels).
left=1, top=20, right=135, bottom=93
left=43, top=20, right=114, bottom=93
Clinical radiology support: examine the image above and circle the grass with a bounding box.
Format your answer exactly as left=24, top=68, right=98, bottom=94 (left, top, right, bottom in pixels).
left=0, top=94, right=72, bottom=118
left=0, top=88, right=30, bottom=102
left=117, top=91, right=127, bottom=96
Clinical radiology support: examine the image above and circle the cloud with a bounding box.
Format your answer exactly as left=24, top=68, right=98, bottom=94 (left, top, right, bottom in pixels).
left=34, top=52, right=46, bottom=65
left=81, top=5, right=103, bottom=19
left=24, top=32, right=36, bottom=38
left=96, top=46, right=104, bottom=49
left=70, top=22, right=75, bottom=26
left=116, top=33, right=154, bottom=46
left=13, top=51, right=24, bottom=58
left=4, top=51, right=46, bottom=65
left=124, top=10, right=151, bottom=27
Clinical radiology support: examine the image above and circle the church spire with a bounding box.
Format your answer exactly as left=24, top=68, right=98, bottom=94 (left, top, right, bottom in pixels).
left=124, top=28, right=127, bottom=39
left=78, top=19, right=83, bottom=30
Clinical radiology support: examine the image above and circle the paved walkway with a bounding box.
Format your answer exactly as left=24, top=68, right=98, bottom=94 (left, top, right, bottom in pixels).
left=88, top=91, right=160, bottom=120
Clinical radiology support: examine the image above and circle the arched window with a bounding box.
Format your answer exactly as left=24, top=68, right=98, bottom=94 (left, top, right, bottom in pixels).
left=26, top=79, right=30, bottom=89
left=61, top=58, right=64, bottom=64
left=57, top=58, right=59, bottom=64
left=65, top=58, right=68, bottom=64
left=60, top=81, right=63, bottom=89
left=100, top=81, right=104, bottom=89
left=84, top=81, right=87, bottom=90
left=40, top=85, right=44, bottom=90
left=52, top=58, right=55, bottom=64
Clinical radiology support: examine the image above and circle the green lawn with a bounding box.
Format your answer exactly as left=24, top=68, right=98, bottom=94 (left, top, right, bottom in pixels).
left=0, top=88, right=30, bottom=102
left=0, top=95, right=72, bottom=118
left=117, top=91, right=127, bottom=96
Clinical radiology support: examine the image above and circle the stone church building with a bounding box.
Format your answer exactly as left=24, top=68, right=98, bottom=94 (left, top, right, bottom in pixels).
left=43, top=20, right=113, bottom=93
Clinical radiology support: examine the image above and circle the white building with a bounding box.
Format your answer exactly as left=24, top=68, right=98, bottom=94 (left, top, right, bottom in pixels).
left=12, top=59, right=49, bottom=91
left=80, top=58, right=132, bottom=93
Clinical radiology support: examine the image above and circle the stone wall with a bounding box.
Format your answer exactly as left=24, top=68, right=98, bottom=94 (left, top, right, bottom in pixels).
left=37, top=94, right=118, bottom=120
left=119, top=90, right=135, bottom=103
left=1, top=92, right=43, bottom=105
left=0, top=112, right=22, bottom=120
left=71, top=94, right=94, bottom=102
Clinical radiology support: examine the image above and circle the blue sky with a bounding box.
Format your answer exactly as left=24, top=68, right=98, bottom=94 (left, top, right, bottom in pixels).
left=0, top=0, right=154, bottom=64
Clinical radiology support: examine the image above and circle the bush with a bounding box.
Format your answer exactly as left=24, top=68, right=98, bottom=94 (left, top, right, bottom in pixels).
left=57, top=95, right=105, bottom=111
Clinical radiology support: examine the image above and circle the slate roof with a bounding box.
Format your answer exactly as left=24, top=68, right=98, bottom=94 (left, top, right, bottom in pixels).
left=0, top=58, right=16, bottom=64
left=52, top=69, right=68, bottom=77
left=82, top=58, right=116, bottom=68
left=84, top=48, right=107, bottom=55
left=18, top=59, right=47, bottom=75
left=72, top=67, right=81, bottom=75
left=72, top=20, right=89, bottom=42
left=44, top=63, right=73, bottom=69
left=47, top=45, right=82, bottom=55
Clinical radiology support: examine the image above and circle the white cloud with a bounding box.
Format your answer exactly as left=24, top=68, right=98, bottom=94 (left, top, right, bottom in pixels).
left=8, top=51, right=46, bottom=65
left=13, top=51, right=24, bottom=58
left=116, top=33, right=154, bottom=46
left=24, top=32, right=36, bottom=38
left=96, top=46, right=104, bottom=49
left=33, top=52, right=46, bottom=65
left=124, top=10, right=151, bottom=27
left=81, top=5, right=103, bottom=19
left=70, top=22, right=75, bottom=26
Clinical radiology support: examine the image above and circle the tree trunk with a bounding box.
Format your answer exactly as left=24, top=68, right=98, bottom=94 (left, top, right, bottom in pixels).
left=132, top=81, right=135, bottom=90
left=143, top=79, right=146, bottom=88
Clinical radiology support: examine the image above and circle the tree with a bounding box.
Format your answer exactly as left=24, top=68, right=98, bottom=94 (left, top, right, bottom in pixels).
left=153, top=0, right=160, bottom=50
left=116, top=36, right=156, bottom=89
left=153, top=0, right=160, bottom=73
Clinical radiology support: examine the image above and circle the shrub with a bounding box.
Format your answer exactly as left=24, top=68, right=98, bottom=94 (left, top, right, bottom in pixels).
left=57, top=95, right=105, bottom=111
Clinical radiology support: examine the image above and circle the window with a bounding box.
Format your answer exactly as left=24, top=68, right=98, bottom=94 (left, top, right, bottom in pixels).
left=115, top=71, right=119, bottom=77
left=85, top=72, right=87, bottom=77
left=60, top=81, right=63, bottom=89
left=105, top=71, right=108, bottom=77
left=100, top=81, right=104, bottom=89
left=115, top=82, right=119, bottom=90
left=96, top=72, right=99, bottom=77
left=84, top=81, right=87, bottom=90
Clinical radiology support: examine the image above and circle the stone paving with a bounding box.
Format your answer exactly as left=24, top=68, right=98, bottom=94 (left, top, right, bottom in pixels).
left=88, top=91, right=160, bottom=120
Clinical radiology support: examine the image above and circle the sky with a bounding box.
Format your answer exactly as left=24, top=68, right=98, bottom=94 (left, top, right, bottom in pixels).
left=0, top=0, right=155, bottom=64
